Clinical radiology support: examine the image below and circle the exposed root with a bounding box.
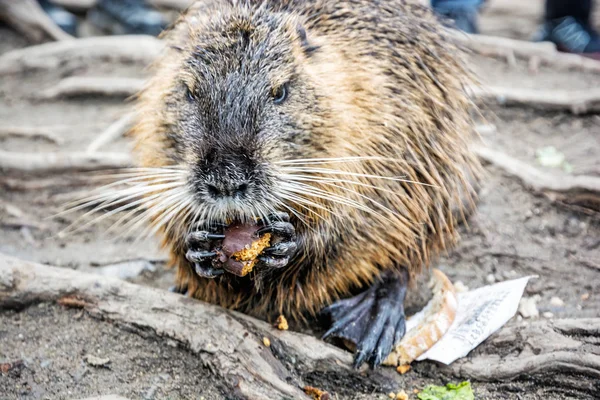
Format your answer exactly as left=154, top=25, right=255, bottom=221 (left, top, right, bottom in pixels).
left=39, top=77, right=144, bottom=100
left=0, top=35, right=163, bottom=75
left=86, top=113, right=135, bottom=153
left=0, top=0, right=73, bottom=43
left=454, top=32, right=600, bottom=73
left=53, top=0, right=193, bottom=10
left=443, top=319, right=600, bottom=395
left=474, top=145, right=600, bottom=212
left=471, top=86, right=600, bottom=114
left=0, top=126, right=63, bottom=144
left=0, top=150, right=132, bottom=173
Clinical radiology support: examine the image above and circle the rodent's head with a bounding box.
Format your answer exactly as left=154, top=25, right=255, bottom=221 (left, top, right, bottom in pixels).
left=147, top=5, right=338, bottom=222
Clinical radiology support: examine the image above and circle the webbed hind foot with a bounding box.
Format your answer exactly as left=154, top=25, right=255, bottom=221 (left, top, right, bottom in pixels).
left=321, top=269, right=408, bottom=368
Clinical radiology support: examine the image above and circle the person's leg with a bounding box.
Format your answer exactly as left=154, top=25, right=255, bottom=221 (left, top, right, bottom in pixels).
left=88, top=0, right=167, bottom=36
left=534, top=0, right=600, bottom=57
left=431, top=0, right=486, bottom=34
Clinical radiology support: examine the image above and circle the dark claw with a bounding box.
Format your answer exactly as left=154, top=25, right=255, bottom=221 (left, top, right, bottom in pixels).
left=186, top=231, right=225, bottom=248
left=257, top=221, right=295, bottom=239
left=257, top=255, right=290, bottom=269
left=168, top=284, right=188, bottom=295
left=185, top=249, right=217, bottom=263
left=321, top=269, right=408, bottom=369
left=262, top=241, right=298, bottom=257
left=194, top=262, right=224, bottom=278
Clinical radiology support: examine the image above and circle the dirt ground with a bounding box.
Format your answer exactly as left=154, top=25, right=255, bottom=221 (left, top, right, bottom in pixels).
left=1, top=1, right=599, bottom=399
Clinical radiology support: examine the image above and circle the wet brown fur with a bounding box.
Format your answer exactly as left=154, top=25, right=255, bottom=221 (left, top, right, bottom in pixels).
left=131, top=0, right=481, bottom=322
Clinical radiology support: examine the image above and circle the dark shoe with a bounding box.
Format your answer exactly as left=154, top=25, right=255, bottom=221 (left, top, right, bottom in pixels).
left=533, top=16, right=600, bottom=59
left=89, top=0, right=167, bottom=36
left=38, top=0, right=78, bottom=36
left=432, top=1, right=481, bottom=34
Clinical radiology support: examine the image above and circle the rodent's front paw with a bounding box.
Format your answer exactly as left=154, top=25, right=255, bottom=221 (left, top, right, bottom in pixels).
left=256, top=213, right=297, bottom=269
left=186, top=226, right=226, bottom=278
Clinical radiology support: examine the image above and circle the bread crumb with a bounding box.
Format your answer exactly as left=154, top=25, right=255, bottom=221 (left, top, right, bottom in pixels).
left=396, top=365, right=411, bottom=374
left=388, top=392, right=396, bottom=399
left=413, top=389, right=420, bottom=394
left=396, top=390, right=408, bottom=400
left=262, top=337, right=271, bottom=347
left=275, top=315, right=289, bottom=330
left=304, top=386, right=330, bottom=400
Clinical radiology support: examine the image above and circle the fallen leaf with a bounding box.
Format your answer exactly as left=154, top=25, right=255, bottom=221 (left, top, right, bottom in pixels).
left=417, top=381, right=474, bottom=400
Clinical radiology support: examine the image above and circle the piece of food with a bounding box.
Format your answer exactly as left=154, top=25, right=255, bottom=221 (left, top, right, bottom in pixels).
left=383, top=269, right=458, bottom=367
left=304, top=386, right=330, bottom=400
left=417, top=382, right=474, bottom=400
left=275, top=315, right=289, bottom=330
left=262, top=337, right=271, bottom=347
left=218, top=223, right=271, bottom=276
left=396, top=365, right=411, bottom=374
left=396, top=390, right=409, bottom=400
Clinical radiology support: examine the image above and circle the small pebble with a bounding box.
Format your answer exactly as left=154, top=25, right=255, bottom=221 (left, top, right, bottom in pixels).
left=542, top=312, right=554, bottom=319
left=262, top=337, right=271, bottom=347
left=581, top=293, right=590, bottom=301
left=84, top=354, right=110, bottom=367
left=519, top=297, right=539, bottom=318
left=485, top=274, right=496, bottom=284
left=454, top=281, right=469, bottom=293
left=550, top=296, right=565, bottom=307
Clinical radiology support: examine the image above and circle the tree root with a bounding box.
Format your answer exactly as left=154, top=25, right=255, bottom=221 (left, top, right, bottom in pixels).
left=86, top=113, right=135, bottom=153
left=474, top=145, right=600, bottom=212
left=0, top=126, right=63, bottom=144
left=0, top=255, right=349, bottom=400
left=53, top=0, right=193, bottom=10
left=471, top=85, right=600, bottom=114
left=0, top=35, right=163, bottom=75
left=0, top=0, right=73, bottom=43
left=454, top=33, right=600, bottom=73
left=0, top=150, right=132, bottom=173
left=2, top=254, right=599, bottom=398
left=38, top=77, right=144, bottom=100
left=440, top=319, right=600, bottom=396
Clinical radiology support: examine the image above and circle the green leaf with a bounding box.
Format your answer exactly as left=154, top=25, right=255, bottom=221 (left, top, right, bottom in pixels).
left=417, top=381, right=474, bottom=400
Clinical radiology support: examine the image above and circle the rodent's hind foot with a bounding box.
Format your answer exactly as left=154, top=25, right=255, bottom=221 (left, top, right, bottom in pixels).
left=321, top=269, right=408, bottom=369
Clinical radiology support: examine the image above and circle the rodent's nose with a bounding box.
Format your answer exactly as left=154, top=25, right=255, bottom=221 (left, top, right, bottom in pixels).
left=206, top=182, right=249, bottom=199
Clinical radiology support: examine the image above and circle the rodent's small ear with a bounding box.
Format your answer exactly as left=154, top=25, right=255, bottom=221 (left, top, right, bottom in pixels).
left=296, top=24, right=319, bottom=55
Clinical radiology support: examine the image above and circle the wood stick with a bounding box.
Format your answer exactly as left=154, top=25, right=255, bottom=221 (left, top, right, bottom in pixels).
left=0, top=151, right=132, bottom=173
left=52, top=0, right=193, bottom=10
left=0, top=0, right=73, bottom=43
left=471, top=86, right=600, bottom=114
left=0, top=126, right=63, bottom=144
left=474, top=144, right=600, bottom=212
left=453, top=32, right=600, bottom=73
left=0, top=35, right=163, bottom=75
left=38, top=77, right=144, bottom=100
left=474, top=145, right=600, bottom=194
left=86, top=113, right=135, bottom=153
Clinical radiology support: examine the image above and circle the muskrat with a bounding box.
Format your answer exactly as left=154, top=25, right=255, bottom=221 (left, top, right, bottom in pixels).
left=129, top=0, right=480, bottom=368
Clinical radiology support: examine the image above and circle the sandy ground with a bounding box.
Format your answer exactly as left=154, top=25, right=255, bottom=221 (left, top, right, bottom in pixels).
left=1, top=1, right=599, bottom=399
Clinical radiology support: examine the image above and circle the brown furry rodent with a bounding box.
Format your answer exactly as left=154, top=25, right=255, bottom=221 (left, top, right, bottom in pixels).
left=131, top=0, right=480, bottom=368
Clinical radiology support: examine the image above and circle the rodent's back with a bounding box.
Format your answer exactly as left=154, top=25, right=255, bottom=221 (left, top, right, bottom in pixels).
left=131, top=0, right=480, bottom=320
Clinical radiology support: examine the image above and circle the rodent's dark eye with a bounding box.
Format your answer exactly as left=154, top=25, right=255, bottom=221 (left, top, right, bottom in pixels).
left=185, top=86, right=195, bottom=102
left=272, top=84, right=288, bottom=104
